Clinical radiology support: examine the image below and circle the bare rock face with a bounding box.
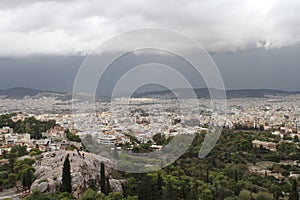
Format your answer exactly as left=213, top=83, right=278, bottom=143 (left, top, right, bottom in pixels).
left=31, top=150, right=123, bottom=198
left=38, top=182, right=48, bottom=193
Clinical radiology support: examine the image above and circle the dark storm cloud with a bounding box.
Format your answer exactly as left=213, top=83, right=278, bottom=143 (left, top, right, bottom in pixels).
left=0, top=0, right=300, bottom=56
left=0, top=45, right=300, bottom=92
left=0, top=55, right=83, bottom=92
left=0, top=0, right=299, bottom=92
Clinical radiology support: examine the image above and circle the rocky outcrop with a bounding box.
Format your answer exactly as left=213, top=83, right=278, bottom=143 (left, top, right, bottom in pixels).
left=31, top=150, right=123, bottom=198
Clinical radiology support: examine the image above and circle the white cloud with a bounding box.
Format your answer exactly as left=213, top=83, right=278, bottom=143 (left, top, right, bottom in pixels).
left=0, top=0, right=300, bottom=56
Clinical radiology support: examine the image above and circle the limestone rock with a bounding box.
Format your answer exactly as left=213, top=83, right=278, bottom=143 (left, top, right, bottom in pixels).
left=32, top=150, right=123, bottom=198
left=38, top=182, right=48, bottom=193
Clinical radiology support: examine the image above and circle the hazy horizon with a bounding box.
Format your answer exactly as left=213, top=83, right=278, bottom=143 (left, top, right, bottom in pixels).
left=0, top=0, right=300, bottom=94
left=1, top=44, right=300, bottom=93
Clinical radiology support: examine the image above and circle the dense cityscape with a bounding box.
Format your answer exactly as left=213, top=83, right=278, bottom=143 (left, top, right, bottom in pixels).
left=1, top=0, right=300, bottom=199
left=0, top=93, right=299, bottom=199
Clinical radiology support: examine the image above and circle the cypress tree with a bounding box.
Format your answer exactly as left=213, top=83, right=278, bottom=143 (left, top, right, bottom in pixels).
left=157, top=172, right=163, bottom=200
left=164, top=177, right=175, bottom=200
left=61, top=154, right=72, bottom=193
left=100, top=162, right=106, bottom=194
left=289, top=178, right=299, bottom=200
left=106, top=175, right=111, bottom=194
left=206, top=167, right=210, bottom=184
left=234, top=169, right=239, bottom=183
left=21, top=167, right=34, bottom=191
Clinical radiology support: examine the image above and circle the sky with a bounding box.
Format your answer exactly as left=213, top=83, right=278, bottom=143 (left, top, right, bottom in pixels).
left=0, top=0, right=300, bottom=92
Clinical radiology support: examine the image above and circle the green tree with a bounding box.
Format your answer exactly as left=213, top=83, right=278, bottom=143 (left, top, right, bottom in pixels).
left=8, top=153, right=17, bottom=169
left=8, top=158, right=35, bottom=191
left=13, top=158, right=35, bottom=174
left=21, top=166, right=34, bottom=191
left=100, top=162, right=106, bottom=195
left=152, top=133, right=166, bottom=145
left=8, top=173, right=18, bottom=190
left=256, top=192, right=273, bottom=200
left=65, top=129, right=81, bottom=142
left=106, top=192, right=123, bottom=200
left=156, top=172, right=163, bottom=200
left=238, top=190, right=252, bottom=200
left=29, top=148, right=42, bottom=156
left=81, top=188, right=104, bottom=200
left=199, top=188, right=213, bottom=200
left=24, top=189, right=54, bottom=200
left=293, top=135, right=299, bottom=143
left=270, top=184, right=283, bottom=200
left=289, top=178, right=299, bottom=200
left=10, top=145, right=27, bottom=157
left=61, top=154, right=72, bottom=193
left=205, top=167, right=210, bottom=184
left=163, top=176, right=176, bottom=200
left=259, top=125, right=264, bottom=131
left=2, top=149, right=7, bottom=159
left=24, top=189, right=74, bottom=200
left=106, top=175, right=111, bottom=194
left=137, top=174, right=157, bottom=200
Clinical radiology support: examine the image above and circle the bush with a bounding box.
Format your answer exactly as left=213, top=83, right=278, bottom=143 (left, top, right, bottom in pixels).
left=65, top=130, right=81, bottom=142
left=29, top=148, right=42, bottom=156
left=67, top=145, right=78, bottom=151
left=255, top=192, right=273, bottom=200
left=81, top=188, right=105, bottom=200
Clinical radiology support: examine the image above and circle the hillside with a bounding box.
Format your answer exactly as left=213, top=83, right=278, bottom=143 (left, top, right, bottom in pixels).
left=132, top=88, right=300, bottom=99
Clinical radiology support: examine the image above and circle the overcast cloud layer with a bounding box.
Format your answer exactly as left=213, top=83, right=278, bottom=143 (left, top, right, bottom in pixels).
left=1, top=0, right=300, bottom=56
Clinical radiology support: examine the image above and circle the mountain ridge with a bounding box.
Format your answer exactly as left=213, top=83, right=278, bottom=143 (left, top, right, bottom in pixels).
left=132, top=88, right=300, bottom=99
left=0, top=87, right=299, bottom=99
left=0, top=87, right=63, bottom=99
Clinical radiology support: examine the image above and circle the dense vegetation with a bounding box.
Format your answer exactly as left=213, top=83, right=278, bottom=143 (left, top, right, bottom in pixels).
left=52, top=130, right=299, bottom=200
left=122, top=130, right=300, bottom=200
left=0, top=113, right=56, bottom=139
left=1, top=124, right=299, bottom=199
left=65, top=129, right=81, bottom=142
left=0, top=145, right=35, bottom=191
left=24, top=189, right=138, bottom=200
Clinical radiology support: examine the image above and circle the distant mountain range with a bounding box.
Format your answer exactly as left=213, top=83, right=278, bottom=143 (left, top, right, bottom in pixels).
left=0, top=87, right=299, bottom=99
left=132, top=88, right=300, bottom=99
left=0, top=87, right=63, bottom=99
